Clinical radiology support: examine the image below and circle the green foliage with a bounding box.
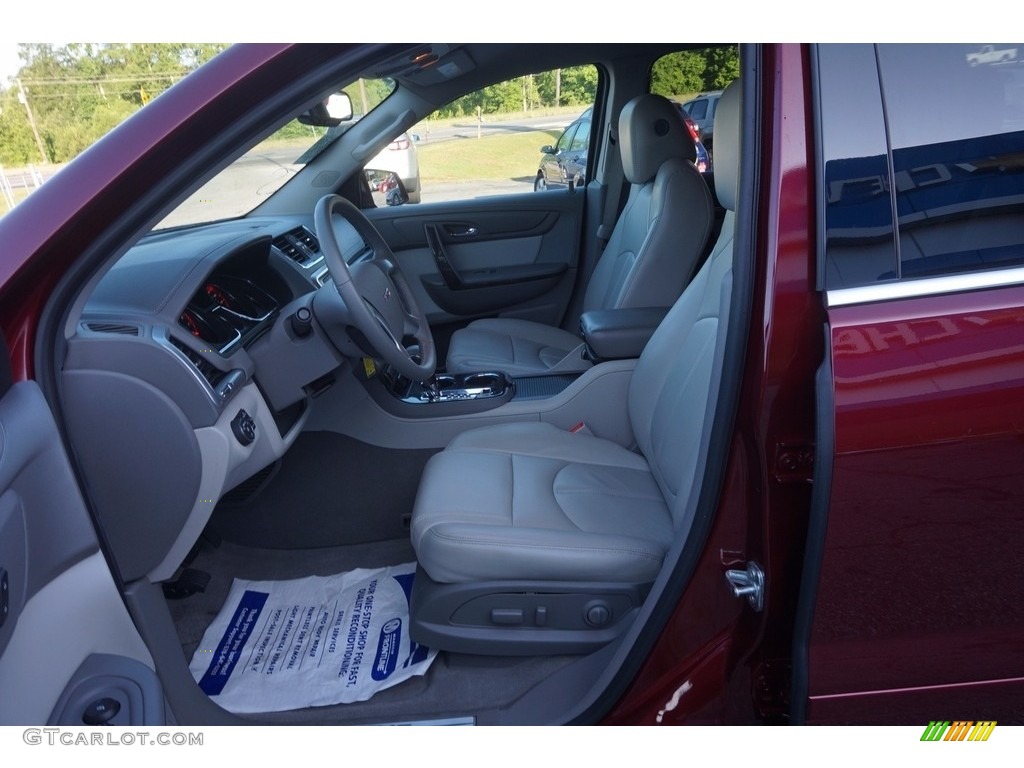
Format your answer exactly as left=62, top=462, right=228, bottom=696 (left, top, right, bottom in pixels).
left=1, top=43, right=228, bottom=164
left=704, top=46, right=741, bottom=89
left=535, top=66, right=599, bottom=107
left=433, top=65, right=598, bottom=118
left=650, top=46, right=740, bottom=99
left=650, top=51, right=707, bottom=98
left=0, top=45, right=737, bottom=169
left=0, top=88, right=39, bottom=164
left=347, top=78, right=395, bottom=116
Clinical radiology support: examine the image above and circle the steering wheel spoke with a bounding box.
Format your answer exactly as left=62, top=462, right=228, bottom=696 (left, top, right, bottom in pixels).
left=314, top=194, right=436, bottom=381
left=364, top=299, right=406, bottom=353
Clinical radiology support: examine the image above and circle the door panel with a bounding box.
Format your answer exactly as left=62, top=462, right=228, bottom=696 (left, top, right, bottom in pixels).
left=0, top=380, right=157, bottom=724
left=368, top=190, right=584, bottom=327
left=808, top=289, right=1024, bottom=723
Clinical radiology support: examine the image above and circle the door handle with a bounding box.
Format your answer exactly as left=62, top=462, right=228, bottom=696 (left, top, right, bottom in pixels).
left=425, top=224, right=466, bottom=290
left=444, top=224, right=478, bottom=238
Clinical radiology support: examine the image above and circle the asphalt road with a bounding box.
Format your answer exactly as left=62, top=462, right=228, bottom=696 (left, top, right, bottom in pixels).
left=411, top=111, right=581, bottom=144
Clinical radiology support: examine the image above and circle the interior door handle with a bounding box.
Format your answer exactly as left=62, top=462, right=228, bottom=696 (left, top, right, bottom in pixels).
left=444, top=224, right=478, bottom=238
left=425, top=224, right=467, bottom=290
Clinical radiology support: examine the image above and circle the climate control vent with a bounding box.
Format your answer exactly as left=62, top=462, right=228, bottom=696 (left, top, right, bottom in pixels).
left=272, top=227, right=321, bottom=267
left=169, top=336, right=226, bottom=388
left=86, top=322, right=140, bottom=336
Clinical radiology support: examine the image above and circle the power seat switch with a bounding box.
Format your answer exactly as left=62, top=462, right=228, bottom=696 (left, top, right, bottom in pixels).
left=231, top=409, right=257, bottom=446
left=82, top=697, right=121, bottom=726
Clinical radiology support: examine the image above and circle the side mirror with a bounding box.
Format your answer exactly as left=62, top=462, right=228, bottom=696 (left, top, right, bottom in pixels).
left=365, top=170, right=409, bottom=206
left=540, top=145, right=556, bottom=155
left=298, top=92, right=354, bottom=127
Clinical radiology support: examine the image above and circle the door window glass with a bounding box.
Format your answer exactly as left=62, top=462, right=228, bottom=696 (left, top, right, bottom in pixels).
left=569, top=120, right=590, bottom=152
left=819, top=43, right=1024, bottom=289
left=878, top=43, right=1024, bottom=279
left=403, top=65, right=598, bottom=204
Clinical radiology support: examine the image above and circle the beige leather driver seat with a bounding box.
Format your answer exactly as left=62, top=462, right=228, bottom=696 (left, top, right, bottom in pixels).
left=445, top=93, right=715, bottom=376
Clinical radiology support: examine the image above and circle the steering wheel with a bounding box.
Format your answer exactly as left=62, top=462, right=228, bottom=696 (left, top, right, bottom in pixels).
left=313, top=194, right=436, bottom=381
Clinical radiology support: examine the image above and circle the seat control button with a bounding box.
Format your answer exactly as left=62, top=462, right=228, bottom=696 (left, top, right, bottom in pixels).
left=490, top=608, right=524, bottom=625
left=584, top=601, right=611, bottom=627
left=82, top=697, right=121, bottom=725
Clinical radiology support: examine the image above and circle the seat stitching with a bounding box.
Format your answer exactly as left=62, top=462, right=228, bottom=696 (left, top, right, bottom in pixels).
left=446, top=446, right=647, bottom=470
left=425, top=528, right=664, bottom=560
left=554, top=487, right=666, bottom=503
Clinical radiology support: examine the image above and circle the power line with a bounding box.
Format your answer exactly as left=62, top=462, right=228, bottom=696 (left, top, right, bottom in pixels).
left=18, top=73, right=186, bottom=86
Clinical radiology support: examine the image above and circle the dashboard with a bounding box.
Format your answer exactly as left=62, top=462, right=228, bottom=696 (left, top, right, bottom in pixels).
left=179, top=275, right=282, bottom=355
left=61, top=215, right=363, bottom=585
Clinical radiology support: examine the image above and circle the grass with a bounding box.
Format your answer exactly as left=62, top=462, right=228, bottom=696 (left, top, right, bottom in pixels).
left=417, top=129, right=561, bottom=184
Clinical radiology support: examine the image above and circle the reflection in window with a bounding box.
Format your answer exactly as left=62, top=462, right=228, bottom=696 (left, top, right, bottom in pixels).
left=570, top=121, right=590, bottom=152
left=878, top=44, right=1024, bottom=280
left=817, top=45, right=897, bottom=289
left=820, top=44, right=1024, bottom=290
left=687, top=100, right=707, bottom=119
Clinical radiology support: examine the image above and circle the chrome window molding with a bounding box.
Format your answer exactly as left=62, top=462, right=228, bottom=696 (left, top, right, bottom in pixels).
left=827, top=266, right=1024, bottom=308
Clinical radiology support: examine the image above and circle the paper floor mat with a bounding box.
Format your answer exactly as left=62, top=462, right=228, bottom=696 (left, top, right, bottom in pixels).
left=188, top=562, right=437, bottom=713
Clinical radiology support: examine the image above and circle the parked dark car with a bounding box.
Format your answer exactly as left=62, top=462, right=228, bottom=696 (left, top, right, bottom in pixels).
left=0, top=43, right=1022, bottom=731
left=535, top=107, right=592, bottom=190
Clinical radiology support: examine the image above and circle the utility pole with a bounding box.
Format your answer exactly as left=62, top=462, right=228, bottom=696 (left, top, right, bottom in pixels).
left=15, top=79, right=48, bottom=164
left=358, top=78, right=369, bottom=116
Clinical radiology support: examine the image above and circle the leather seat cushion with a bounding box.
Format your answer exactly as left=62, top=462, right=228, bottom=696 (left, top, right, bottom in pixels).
left=445, top=318, right=586, bottom=376
left=411, top=422, right=673, bottom=583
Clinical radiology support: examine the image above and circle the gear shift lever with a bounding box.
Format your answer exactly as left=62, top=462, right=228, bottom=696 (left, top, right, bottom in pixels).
left=424, top=376, right=442, bottom=402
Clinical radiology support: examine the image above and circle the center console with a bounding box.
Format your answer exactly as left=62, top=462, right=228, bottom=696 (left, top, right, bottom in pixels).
left=359, top=359, right=588, bottom=419
left=386, top=370, right=514, bottom=406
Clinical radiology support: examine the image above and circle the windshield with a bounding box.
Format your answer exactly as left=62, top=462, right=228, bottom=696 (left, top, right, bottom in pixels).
left=155, top=76, right=395, bottom=229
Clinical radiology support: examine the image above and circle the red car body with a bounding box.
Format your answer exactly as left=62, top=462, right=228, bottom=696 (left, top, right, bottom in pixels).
left=0, top=43, right=1020, bottom=726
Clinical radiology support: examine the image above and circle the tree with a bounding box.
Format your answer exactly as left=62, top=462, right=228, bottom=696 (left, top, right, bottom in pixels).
left=650, top=51, right=706, bottom=98
left=1, top=43, right=227, bottom=165
left=0, top=87, right=41, bottom=164
left=650, top=46, right=740, bottom=98
left=535, top=66, right=598, bottom=107
left=704, top=46, right=741, bottom=90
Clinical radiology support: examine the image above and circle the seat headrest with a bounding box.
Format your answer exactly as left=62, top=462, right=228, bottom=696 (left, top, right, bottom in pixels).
left=711, top=80, right=741, bottom=212
left=619, top=94, right=698, bottom=185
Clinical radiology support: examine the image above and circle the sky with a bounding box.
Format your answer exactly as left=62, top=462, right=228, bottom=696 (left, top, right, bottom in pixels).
left=0, top=45, right=22, bottom=85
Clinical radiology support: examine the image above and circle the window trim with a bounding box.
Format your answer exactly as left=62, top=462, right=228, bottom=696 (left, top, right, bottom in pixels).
left=826, top=265, right=1024, bottom=307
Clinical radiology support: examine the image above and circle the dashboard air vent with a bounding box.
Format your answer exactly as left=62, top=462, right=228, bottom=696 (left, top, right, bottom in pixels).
left=86, top=322, right=139, bottom=336
left=272, top=227, right=321, bottom=267
left=169, top=336, right=226, bottom=388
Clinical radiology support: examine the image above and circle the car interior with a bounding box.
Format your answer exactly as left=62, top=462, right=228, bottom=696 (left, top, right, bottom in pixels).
left=43, top=43, right=754, bottom=724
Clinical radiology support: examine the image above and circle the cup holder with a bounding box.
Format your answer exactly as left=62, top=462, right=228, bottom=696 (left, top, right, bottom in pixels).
left=418, top=371, right=511, bottom=402
left=383, top=366, right=514, bottom=408
left=462, top=373, right=504, bottom=392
